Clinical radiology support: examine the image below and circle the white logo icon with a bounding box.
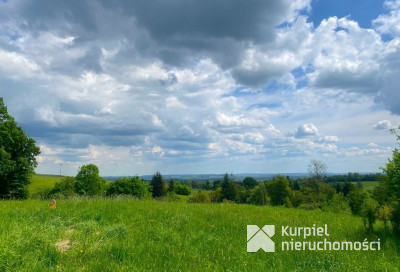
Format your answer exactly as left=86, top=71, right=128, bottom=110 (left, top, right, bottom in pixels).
left=247, top=225, right=275, bottom=252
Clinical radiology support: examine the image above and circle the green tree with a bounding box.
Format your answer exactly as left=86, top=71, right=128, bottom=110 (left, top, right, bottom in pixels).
left=51, top=176, right=76, bottom=197
left=303, top=160, right=328, bottom=204
left=0, top=98, right=40, bottom=199
left=381, top=127, right=400, bottom=233
left=377, top=205, right=394, bottom=230
left=106, top=176, right=151, bottom=198
left=243, top=176, right=258, bottom=189
left=74, top=164, right=105, bottom=196
left=221, top=173, right=237, bottom=201
left=265, top=175, right=291, bottom=206
left=150, top=171, right=167, bottom=198
left=322, top=193, right=351, bottom=214
left=168, top=179, right=176, bottom=192
left=289, top=179, right=300, bottom=191
left=362, top=198, right=378, bottom=232
left=308, top=159, right=327, bottom=183
left=347, top=188, right=369, bottom=216
left=175, top=183, right=191, bottom=196
left=247, top=183, right=268, bottom=206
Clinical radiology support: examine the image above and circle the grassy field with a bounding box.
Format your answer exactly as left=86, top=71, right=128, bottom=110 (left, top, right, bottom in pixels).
left=29, top=174, right=64, bottom=197
left=0, top=198, right=399, bottom=271
left=358, top=181, right=380, bottom=191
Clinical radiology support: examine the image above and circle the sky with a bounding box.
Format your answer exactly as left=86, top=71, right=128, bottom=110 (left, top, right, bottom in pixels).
left=0, top=0, right=399, bottom=176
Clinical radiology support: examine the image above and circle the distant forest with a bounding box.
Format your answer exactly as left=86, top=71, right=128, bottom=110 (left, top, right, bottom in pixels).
left=105, top=172, right=386, bottom=185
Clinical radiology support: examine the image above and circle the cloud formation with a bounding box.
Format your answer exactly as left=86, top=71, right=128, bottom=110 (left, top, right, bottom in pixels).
left=0, top=0, right=398, bottom=175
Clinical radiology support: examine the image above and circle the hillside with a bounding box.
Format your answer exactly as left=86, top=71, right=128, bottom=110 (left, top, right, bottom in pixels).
left=29, top=174, right=64, bottom=198
left=0, top=198, right=399, bottom=271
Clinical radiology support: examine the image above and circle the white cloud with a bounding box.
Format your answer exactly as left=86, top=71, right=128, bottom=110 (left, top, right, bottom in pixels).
left=318, top=136, right=340, bottom=143
left=373, top=0, right=400, bottom=37
left=0, top=49, right=39, bottom=78
left=374, top=120, right=393, bottom=130
left=295, top=123, right=319, bottom=138
left=151, top=146, right=165, bottom=157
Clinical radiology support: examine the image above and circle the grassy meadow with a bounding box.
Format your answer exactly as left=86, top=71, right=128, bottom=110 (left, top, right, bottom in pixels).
left=29, top=174, right=64, bottom=198
left=0, top=175, right=397, bottom=271
left=0, top=198, right=399, bottom=271
left=358, top=181, right=380, bottom=191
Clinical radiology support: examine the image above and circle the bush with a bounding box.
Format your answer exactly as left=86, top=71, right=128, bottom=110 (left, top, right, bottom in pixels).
left=188, top=191, right=211, bottom=203
left=210, top=188, right=222, bottom=203
left=50, top=177, right=76, bottom=198
left=362, top=198, right=378, bottom=232
left=106, top=176, right=151, bottom=198
left=166, top=192, right=181, bottom=202
left=322, top=193, right=351, bottom=214
left=377, top=205, right=394, bottom=230
left=175, top=183, right=191, bottom=196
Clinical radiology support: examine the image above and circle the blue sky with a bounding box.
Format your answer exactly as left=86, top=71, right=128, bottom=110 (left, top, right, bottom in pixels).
left=0, top=0, right=399, bottom=176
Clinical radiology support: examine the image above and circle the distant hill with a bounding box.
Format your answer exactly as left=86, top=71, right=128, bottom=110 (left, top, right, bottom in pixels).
left=103, top=172, right=384, bottom=182
left=104, top=173, right=313, bottom=182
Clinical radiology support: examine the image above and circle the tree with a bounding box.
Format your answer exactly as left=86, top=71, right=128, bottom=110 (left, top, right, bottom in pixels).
left=105, top=176, right=151, bottom=198
left=247, top=183, right=268, bottom=206
left=175, top=183, right=191, bottom=196
left=243, top=176, right=258, bottom=189
left=347, top=188, right=369, bottom=216
left=305, top=160, right=328, bottom=204
left=0, top=98, right=40, bottom=199
left=74, top=164, right=105, bottom=196
left=150, top=171, right=167, bottom=198
left=289, top=179, right=300, bottom=191
left=308, top=159, right=327, bottom=183
left=265, top=175, right=291, bottom=206
left=380, top=127, right=400, bottom=233
left=168, top=179, right=176, bottom=192
left=221, top=173, right=237, bottom=202
left=362, top=198, right=378, bottom=232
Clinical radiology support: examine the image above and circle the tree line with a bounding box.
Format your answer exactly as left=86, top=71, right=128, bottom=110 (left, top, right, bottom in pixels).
left=34, top=166, right=191, bottom=200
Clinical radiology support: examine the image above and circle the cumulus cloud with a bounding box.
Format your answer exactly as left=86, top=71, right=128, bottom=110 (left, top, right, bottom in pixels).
left=295, top=123, right=319, bottom=138
left=373, top=0, right=400, bottom=37
left=374, top=120, right=393, bottom=130
left=0, top=0, right=399, bottom=174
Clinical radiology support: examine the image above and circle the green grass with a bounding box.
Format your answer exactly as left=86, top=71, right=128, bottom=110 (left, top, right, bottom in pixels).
left=358, top=181, right=380, bottom=191
left=0, top=198, right=399, bottom=271
left=29, top=174, right=65, bottom=197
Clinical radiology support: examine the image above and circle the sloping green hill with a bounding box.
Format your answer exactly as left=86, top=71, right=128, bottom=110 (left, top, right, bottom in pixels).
left=29, top=174, right=65, bottom=197
left=0, top=198, right=398, bottom=271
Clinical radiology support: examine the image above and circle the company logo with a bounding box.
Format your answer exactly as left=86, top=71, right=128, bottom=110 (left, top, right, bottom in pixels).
left=246, top=224, right=381, bottom=252
left=247, top=225, right=275, bottom=252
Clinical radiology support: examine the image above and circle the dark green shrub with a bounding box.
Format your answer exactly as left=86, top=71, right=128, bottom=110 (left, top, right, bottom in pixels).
left=106, top=176, right=151, bottom=198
